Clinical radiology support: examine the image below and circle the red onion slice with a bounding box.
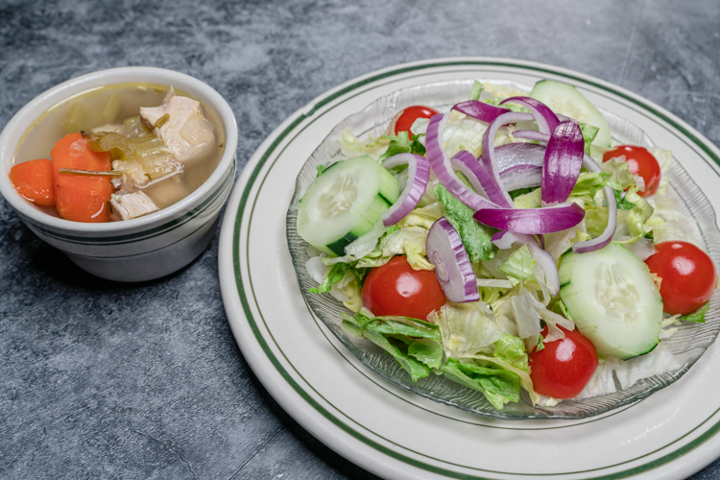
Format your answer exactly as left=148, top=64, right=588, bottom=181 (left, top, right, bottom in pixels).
left=492, top=231, right=560, bottom=295
left=495, top=143, right=546, bottom=191
left=489, top=136, right=617, bottom=253
left=473, top=202, right=585, bottom=234
left=500, top=97, right=560, bottom=135
left=499, top=164, right=542, bottom=191
left=425, top=114, right=498, bottom=210
left=512, top=130, right=550, bottom=143
left=449, top=150, right=505, bottom=205
left=480, top=111, right=534, bottom=208
left=451, top=100, right=512, bottom=123
left=495, top=143, right=546, bottom=171
left=582, top=152, right=602, bottom=173
left=426, top=217, right=479, bottom=303
left=381, top=153, right=431, bottom=227
left=541, top=121, right=584, bottom=206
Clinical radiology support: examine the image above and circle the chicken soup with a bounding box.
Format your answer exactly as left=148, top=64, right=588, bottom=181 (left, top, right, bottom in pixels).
left=10, top=83, right=224, bottom=222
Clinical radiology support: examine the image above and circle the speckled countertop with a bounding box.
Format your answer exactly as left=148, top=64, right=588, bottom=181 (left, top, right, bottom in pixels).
left=2, top=1, right=720, bottom=479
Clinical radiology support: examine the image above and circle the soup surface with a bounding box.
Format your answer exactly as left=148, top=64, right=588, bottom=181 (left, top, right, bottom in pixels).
left=13, top=83, right=225, bottom=219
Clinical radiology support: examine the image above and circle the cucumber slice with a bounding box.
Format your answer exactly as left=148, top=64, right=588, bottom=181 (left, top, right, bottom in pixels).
left=530, top=80, right=611, bottom=148
left=298, top=156, right=399, bottom=256
left=558, top=243, right=663, bottom=360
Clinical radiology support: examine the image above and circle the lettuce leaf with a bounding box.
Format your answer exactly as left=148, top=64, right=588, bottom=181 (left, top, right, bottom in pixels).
left=408, top=339, right=444, bottom=370
left=308, top=262, right=358, bottom=293
left=441, top=358, right=520, bottom=409
left=602, top=158, right=636, bottom=190
left=578, top=122, right=599, bottom=155
left=570, top=172, right=611, bottom=200
left=469, top=80, right=484, bottom=101
left=379, top=131, right=426, bottom=160
left=493, top=334, right=530, bottom=372
left=356, top=226, right=433, bottom=270
left=433, top=184, right=495, bottom=262
left=429, top=302, right=505, bottom=359
left=624, top=187, right=655, bottom=238
left=499, top=244, right=536, bottom=285
left=399, top=202, right=444, bottom=230
left=341, top=311, right=442, bottom=381
left=680, top=302, right=709, bottom=323
left=512, top=188, right=542, bottom=209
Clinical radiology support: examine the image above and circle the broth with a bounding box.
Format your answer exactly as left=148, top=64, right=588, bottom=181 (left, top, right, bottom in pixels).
left=13, top=83, right=225, bottom=218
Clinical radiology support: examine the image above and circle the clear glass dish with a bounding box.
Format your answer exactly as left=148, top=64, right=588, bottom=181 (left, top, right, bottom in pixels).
left=286, top=79, right=720, bottom=419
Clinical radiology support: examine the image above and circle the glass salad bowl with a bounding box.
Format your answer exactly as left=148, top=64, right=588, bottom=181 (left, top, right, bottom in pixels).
left=285, top=79, right=720, bottom=419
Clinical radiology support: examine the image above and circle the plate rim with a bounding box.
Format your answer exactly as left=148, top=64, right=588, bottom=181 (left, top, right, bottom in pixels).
left=219, top=56, right=720, bottom=479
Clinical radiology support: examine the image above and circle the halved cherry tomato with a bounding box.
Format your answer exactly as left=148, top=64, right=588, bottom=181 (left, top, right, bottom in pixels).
left=361, top=255, right=447, bottom=320
left=530, top=326, right=598, bottom=399
left=392, top=105, right=439, bottom=140
left=644, top=241, right=717, bottom=315
left=603, top=145, right=661, bottom=197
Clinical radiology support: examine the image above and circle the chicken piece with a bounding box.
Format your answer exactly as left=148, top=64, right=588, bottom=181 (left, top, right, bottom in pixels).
left=109, top=191, right=159, bottom=220
left=140, top=88, right=215, bottom=166
left=111, top=159, right=150, bottom=192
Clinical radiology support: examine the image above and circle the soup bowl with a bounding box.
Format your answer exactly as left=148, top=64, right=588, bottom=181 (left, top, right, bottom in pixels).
left=0, top=67, right=238, bottom=282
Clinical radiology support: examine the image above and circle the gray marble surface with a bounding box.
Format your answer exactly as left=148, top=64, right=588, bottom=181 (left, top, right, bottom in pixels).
left=1, top=0, right=720, bottom=478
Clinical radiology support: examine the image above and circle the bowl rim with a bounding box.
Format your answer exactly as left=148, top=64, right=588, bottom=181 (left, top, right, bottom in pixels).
left=0, top=66, right=238, bottom=235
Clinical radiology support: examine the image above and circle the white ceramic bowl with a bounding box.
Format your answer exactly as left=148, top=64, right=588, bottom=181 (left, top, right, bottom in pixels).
left=0, top=67, right=238, bottom=282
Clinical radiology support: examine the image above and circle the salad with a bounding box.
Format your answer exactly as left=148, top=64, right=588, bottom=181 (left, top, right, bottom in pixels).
left=295, top=79, right=717, bottom=411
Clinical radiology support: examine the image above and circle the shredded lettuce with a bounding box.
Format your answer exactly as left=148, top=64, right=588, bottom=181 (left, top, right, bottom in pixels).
left=569, top=172, right=611, bottom=201
left=575, top=342, right=681, bottom=400
left=429, top=302, right=505, bottom=359
left=337, top=127, right=392, bottom=159
left=309, top=262, right=358, bottom=294
left=651, top=147, right=673, bottom=196
left=379, top=131, right=426, bottom=160
left=336, top=128, right=424, bottom=160
left=355, top=226, right=433, bottom=271
left=499, top=245, right=536, bottom=285
left=543, top=225, right=589, bottom=261
left=602, top=158, right=636, bottom=190
left=493, top=334, right=530, bottom=372
left=578, top=122, right=599, bottom=155
left=468, top=80, right=484, bottom=101
left=399, top=202, right=444, bottom=229
left=330, top=276, right=363, bottom=312
left=433, top=184, right=496, bottom=262
left=624, top=187, right=655, bottom=239
left=513, top=188, right=542, bottom=209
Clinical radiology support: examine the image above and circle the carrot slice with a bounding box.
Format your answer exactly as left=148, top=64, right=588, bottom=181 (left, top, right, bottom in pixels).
left=51, top=132, right=113, bottom=223
left=9, top=159, right=56, bottom=206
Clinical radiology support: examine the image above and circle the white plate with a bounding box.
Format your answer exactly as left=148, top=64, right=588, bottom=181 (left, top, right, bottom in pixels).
left=219, top=58, right=720, bottom=480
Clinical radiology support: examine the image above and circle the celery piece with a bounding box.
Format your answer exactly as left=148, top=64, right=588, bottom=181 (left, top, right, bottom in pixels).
left=88, top=132, right=134, bottom=161
left=65, top=102, right=89, bottom=133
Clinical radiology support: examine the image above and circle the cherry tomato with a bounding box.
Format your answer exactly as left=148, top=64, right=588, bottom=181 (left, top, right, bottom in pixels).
left=361, top=255, right=447, bottom=320
left=644, top=241, right=717, bottom=315
left=392, top=105, right=439, bottom=140
left=603, top=145, right=661, bottom=197
left=530, top=326, right=599, bottom=399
